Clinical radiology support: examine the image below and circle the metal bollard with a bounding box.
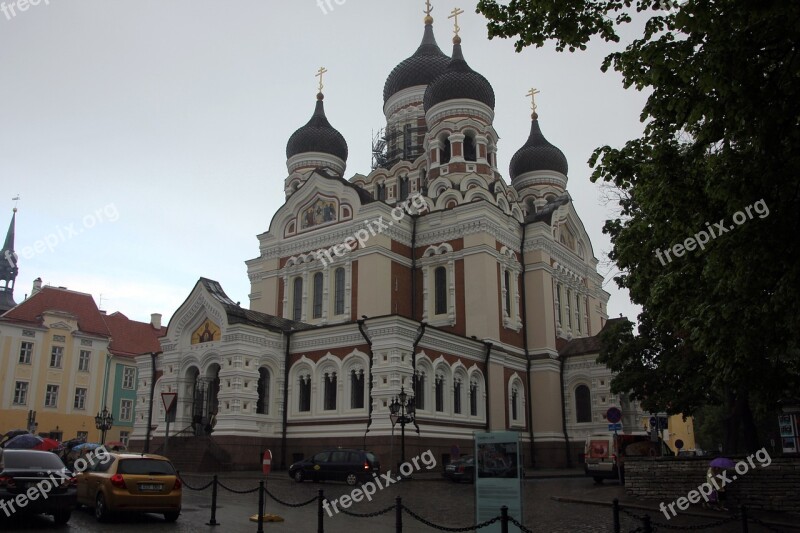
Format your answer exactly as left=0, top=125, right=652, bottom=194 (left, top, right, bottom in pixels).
left=395, top=496, right=402, bottom=532
left=500, top=506, right=509, bottom=533
left=257, top=480, right=265, bottom=533
left=318, top=489, right=325, bottom=533
left=206, top=474, right=219, bottom=526
left=740, top=505, right=749, bottom=533
left=612, top=498, right=620, bottom=533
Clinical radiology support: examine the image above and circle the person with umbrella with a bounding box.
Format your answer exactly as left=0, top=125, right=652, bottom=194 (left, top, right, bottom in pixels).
left=704, top=457, right=736, bottom=511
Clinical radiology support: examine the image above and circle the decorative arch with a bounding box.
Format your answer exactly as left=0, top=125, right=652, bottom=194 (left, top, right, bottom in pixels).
left=508, top=373, right=525, bottom=427
left=574, top=383, right=592, bottom=423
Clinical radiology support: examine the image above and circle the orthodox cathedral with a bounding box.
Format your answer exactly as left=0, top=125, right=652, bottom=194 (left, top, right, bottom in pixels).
left=130, top=6, right=646, bottom=470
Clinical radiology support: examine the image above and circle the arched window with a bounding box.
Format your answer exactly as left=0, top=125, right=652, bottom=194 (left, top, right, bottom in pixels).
left=435, top=373, right=445, bottom=412
left=575, top=385, right=592, bottom=423
left=504, top=270, right=511, bottom=316
left=334, top=268, right=346, bottom=316
left=313, top=272, right=323, bottom=319
left=464, top=134, right=477, bottom=162
left=350, top=369, right=364, bottom=409
left=376, top=183, right=386, bottom=201
left=470, top=377, right=479, bottom=416
left=399, top=176, right=409, bottom=200
left=404, top=124, right=413, bottom=160
left=323, top=371, right=337, bottom=411
left=414, top=371, right=425, bottom=410
left=576, top=296, right=582, bottom=333
left=257, top=367, right=270, bottom=415
left=298, top=374, right=311, bottom=412
left=453, top=377, right=462, bottom=414
left=434, top=266, right=447, bottom=315
left=440, top=137, right=451, bottom=164
left=511, top=386, right=519, bottom=421
left=566, top=289, right=573, bottom=328
left=555, top=283, right=562, bottom=326
left=292, top=277, right=303, bottom=321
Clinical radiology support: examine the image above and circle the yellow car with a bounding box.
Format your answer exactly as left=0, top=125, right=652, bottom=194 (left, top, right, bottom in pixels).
left=76, top=453, right=181, bottom=522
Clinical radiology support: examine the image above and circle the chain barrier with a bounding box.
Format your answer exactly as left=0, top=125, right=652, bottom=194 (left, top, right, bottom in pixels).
left=338, top=503, right=397, bottom=518
left=216, top=479, right=260, bottom=494
left=619, top=502, right=788, bottom=532
left=747, top=515, right=788, bottom=533
left=402, top=505, right=501, bottom=531
left=263, top=486, right=318, bottom=507
left=176, top=473, right=214, bottom=491
left=508, top=515, right=535, bottom=533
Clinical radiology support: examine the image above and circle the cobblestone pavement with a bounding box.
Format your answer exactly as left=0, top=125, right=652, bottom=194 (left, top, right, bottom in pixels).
left=1, top=474, right=796, bottom=532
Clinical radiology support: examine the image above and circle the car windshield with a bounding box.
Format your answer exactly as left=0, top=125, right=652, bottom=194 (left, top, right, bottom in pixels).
left=3, top=451, right=66, bottom=470
left=117, top=459, right=175, bottom=475
left=365, top=452, right=378, bottom=463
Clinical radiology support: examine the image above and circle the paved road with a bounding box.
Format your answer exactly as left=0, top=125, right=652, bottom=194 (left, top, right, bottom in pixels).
left=0, top=475, right=794, bottom=532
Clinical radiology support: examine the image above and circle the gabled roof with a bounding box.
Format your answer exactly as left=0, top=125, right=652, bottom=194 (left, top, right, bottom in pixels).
left=1, top=286, right=110, bottom=337
left=104, top=311, right=166, bottom=358
left=559, top=317, right=626, bottom=358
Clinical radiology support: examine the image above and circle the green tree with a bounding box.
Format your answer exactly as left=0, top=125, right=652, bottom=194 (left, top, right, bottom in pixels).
left=477, top=0, right=800, bottom=452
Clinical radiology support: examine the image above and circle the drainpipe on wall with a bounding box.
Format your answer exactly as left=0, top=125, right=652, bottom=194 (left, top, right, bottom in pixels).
left=280, top=329, right=293, bottom=470
left=483, top=340, right=493, bottom=431
left=560, top=354, right=573, bottom=468
left=411, top=214, right=418, bottom=321
left=519, top=222, right=536, bottom=468
left=144, top=351, right=161, bottom=453
left=357, top=317, right=374, bottom=449
left=410, top=321, right=426, bottom=434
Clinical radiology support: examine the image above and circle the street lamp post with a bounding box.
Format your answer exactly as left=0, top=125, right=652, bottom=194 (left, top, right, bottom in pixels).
left=95, top=406, right=113, bottom=444
left=389, top=386, right=415, bottom=478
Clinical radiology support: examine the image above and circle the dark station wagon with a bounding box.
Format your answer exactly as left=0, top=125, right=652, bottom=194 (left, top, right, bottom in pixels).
left=289, top=449, right=380, bottom=486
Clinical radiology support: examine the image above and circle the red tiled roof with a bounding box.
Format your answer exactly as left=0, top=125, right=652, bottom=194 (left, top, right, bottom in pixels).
left=1, top=287, right=110, bottom=337
left=104, top=311, right=166, bottom=358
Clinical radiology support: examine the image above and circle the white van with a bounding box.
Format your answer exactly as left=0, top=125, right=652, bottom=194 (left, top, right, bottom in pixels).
left=584, top=432, right=672, bottom=484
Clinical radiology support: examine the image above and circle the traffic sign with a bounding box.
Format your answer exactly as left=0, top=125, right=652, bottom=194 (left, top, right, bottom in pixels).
left=608, top=423, right=622, bottom=431
left=606, top=407, right=622, bottom=424
left=649, top=416, right=658, bottom=428
left=262, top=449, right=273, bottom=476
left=675, top=439, right=684, bottom=450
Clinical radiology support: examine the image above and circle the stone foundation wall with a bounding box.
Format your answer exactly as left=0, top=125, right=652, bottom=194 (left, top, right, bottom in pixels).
left=624, top=455, right=800, bottom=513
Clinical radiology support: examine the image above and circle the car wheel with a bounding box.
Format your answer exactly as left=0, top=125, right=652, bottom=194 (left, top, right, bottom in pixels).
left=593, top=477, right=604, bottom=484
left=293, top=470, right=304, bottom=483
left=163, top=511, right=180, bottom=522
left=95, top=493, right=110, bottom=522
left=52, top=510, right=71, bottom=525
left=345, top=473, right=358, bottom=486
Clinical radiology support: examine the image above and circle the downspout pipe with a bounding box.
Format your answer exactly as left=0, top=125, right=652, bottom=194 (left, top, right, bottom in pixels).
left=483, top=340, right=493, bottom=431
left=520, top=222, right=535, bottom=468
left=280, top=329, right=293, bottom=470
left=560, top=354, right=573, bottom=468
left=411, top=214, right=418, bottom=321
left=357, top=318, right=374, bottom=448
left=411, top=321, right=426, bottom=434
left=144, top=351, right=161, bottom=453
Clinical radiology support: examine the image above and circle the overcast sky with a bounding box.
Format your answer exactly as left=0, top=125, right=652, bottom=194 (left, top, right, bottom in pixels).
left=1, top=0, right=646, bottom=326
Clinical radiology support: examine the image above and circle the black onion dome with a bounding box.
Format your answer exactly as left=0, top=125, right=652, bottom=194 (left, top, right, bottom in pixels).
left=509, top=118, right=568, bottom=179
left=286, top=94, right=348, bottom=162
left=383, top=22, right=450, bottom=104
left=423, top=41, right=495, bottom=112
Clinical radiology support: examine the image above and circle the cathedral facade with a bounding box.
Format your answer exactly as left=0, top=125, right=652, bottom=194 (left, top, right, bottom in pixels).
left=131, top=12, right=645, bottom=470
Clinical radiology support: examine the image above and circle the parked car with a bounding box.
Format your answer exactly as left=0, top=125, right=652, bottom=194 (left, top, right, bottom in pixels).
left=76, top=453, right=181, bottom=522
left=584, top=433, right=673, bottom=484
left=289, top=449, right=380, bottom=486
left=0, top=449, right=77, bottom=524
left=443, top=456, right=474, bottom=483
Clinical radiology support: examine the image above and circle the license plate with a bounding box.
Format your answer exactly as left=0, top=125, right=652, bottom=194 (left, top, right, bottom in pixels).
left=139, top=483, right=163, bottom=491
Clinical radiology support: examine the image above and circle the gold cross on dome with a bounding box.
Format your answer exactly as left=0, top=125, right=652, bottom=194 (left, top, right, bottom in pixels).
left=316, top=67, right=328, bottom=93
left=449, top=7, right=464, bottom=37
left=424, top=0, right=433, bottom=16
left=526, top=87, right=541, bottom=113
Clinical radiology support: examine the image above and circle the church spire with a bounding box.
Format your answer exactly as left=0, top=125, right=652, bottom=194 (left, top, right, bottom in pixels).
left=0, top=207, right=19, bottom=313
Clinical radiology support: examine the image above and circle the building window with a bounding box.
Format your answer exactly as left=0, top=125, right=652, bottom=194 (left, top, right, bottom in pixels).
left=292, top=277, right=303, bottom=321
left=464, top=134, right=477, bottom=162
left=504, top=270, right=511, bottom=316
left=19, top=342, right=33, bottom=364
left=323, top=372, right=337, bottom=411
left=120, top=431, right=130, bottom=446
left=120, top=399, right=133, bottom=421
left=453, top=378, right=462, bottom=414
left=575, top=385, right=592, bottom=423
left=298, top=374, right=311, bottom=412
left=435, top=374, right=444, bottom=412
left=350, top=370, right=364, bottom=409
left=74, top=387, right=87, bottom=410
left=414, top=371, right=425, bottom=410
left=78, top=350, right=91, bottom=372
left=13, top=381, right=28, bottom=405
left=399, top=176, right=409, bottom=200
left=555, top=283, right=562, bottom=326
left=440, top=137, right=451, bottom=164
left=376, top=183, right=386, bottom=201
left=566, top=289, right=573, bottom=329
left=470, top=378, right=479, bottom=417
left=257, top=367, right=270, bottom=415
left=403, top=124, right=413, bottom=160
left=50, top=346, right=63, bottom=368
left=434, top=267, right=447, bottom=315
left=122, top=367, right=136, bottom=390
left=576, top=296, right=582, bottom=333
left=45, top=385, right=59, bottom=408
left=511, top=386, right=519, bottom=421
left=334, top=268, right=346, bottom=315
left=312, top=272, right=323, bottom=319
